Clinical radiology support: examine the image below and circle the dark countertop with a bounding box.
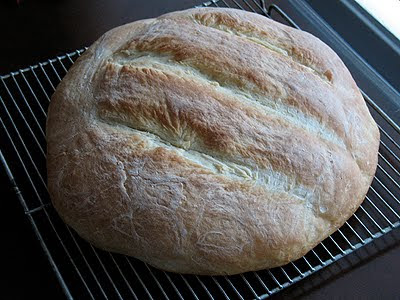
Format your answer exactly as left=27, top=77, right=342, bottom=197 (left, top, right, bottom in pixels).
left=1, top=0, right=400, bottom=299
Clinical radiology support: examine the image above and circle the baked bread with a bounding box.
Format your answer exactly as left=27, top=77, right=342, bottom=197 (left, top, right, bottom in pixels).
left=47, top=7, right=379, bottom=275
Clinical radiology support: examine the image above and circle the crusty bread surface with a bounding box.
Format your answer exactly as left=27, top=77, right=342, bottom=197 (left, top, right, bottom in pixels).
left=47, top=8, right=379, bottom=275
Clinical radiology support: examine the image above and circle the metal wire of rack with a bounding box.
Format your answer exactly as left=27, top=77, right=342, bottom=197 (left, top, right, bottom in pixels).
left=1, top=0, right=400, bottom=299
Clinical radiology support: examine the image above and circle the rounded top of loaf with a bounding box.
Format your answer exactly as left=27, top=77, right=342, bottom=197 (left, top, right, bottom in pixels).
left=47, top=7, right=379, bottom=275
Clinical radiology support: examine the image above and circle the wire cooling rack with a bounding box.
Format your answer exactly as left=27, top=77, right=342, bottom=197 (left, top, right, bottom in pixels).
left=1, top=0, right=400, bottom=299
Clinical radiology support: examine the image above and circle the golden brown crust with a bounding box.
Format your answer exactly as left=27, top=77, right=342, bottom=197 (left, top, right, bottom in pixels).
left=47, top=8, right=379, bottom=275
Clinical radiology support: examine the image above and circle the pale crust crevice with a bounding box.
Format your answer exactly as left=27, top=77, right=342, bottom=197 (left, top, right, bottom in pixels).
left=97, top=115, right=319, bottom=211
left=111, top=50, right=346, bottom=150
left=189, top=15, right=333, bottom=84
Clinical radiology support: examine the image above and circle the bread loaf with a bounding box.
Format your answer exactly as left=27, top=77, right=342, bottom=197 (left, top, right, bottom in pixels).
left=47, top=7, right=379, bottom=275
